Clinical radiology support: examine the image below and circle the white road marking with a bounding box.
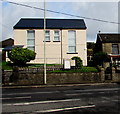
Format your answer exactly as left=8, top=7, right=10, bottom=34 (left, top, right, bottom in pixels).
left=65, top=93, right=80, bottom=96
left=3, top=98, right=81, bottom=106
left=35, top=105, right=96, bottom=113
left=1, top=96, right=31, bottom=100
left=2, top=91, right=59, bottom=96
left=102, top=97, right=111, bottom=100
left=112, top=100, right=119, bottom=102
left=66, top=93, right=93, bottom=96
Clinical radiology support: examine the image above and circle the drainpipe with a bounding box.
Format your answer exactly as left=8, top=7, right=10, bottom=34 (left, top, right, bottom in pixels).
left=43, top=0, right=46, bottom=84
left=61, top=29, right=63, bottom=64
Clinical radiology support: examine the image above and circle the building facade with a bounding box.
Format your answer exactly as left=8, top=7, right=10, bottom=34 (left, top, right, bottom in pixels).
left=13, top=18, right=87, bottom=65
left=95, top=33, right=120, bottom=66
left=1, top=38, right=14, bottom=61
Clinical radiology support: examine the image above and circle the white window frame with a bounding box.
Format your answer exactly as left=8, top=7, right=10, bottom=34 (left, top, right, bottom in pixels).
left=45, top=30, right=50, bottom=41
left=112, top=44, right=119, bottom=54
left=54, top=30, right=60, bottom=41
left=27, top=30, right=35, bottom=51
left=68, top=30, right=76, bottom=53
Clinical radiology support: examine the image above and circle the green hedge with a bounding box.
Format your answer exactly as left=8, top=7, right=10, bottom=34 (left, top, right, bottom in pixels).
left=50, top=67, right=98, bottom=73
left=1, top=61, right=12, bottom=70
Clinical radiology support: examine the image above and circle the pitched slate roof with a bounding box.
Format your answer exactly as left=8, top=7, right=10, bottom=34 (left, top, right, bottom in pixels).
left=14, top=18, right=87, bottom=29
left=0, top=38, right=14, bottom=48
left=97, top=33, right=120, bottom=43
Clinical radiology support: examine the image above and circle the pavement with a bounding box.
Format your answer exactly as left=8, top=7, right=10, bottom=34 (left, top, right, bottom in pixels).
left=1, top=82, right=118, bottom=89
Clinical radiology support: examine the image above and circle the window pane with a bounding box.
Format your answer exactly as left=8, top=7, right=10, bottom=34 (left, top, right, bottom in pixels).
left=54, top=31, right=60, bottom=41
left=68, top=31, right=76, bottom=39
left=45, top=31, right=50, bottom=35
left=54, top=36, right=60, bottom=41
left=69, top=46, right=76, bottom=53
left=68, top=31, right=76, bottom=53
left=112, top=44, right=119, bottom=54
left=54, top=31, right=59, bottom=35
left=45, top=30, right=50, bottom=41
left=27, top=40, right=35, bottom=46
left=27, top=30, right=35, bottom=39
left=27, top=47, right=35, bottom=51
left=68, top=39, right=76, bottom=46
left=27, top=30, right=35, bottom=51
left=45, top=36, right=50, bottom=41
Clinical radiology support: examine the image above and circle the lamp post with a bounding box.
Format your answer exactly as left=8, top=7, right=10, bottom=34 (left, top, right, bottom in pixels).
left=44, top=0, right=46, bottom=84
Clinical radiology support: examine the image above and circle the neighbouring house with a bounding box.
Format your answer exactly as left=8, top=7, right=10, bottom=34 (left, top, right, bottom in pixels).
left=13, top=18, right=87, bottom=65
left=1, top=38, right=24, bottom=62
left=0, top=38, right=14, bottom=61
left=95, top=33, right=120, bottom=67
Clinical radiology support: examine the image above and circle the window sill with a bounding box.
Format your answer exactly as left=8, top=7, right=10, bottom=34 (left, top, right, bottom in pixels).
left=111, top=53, right=119, bottom=55
left=53, top=41, right=60, bottom=42
left=43, top=41, right=51, bottom=42
left=67, top=52, right=78, bottom=54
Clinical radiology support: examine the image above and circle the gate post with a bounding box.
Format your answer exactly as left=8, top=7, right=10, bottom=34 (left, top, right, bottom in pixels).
left=112, top=67, right=117, bottom=82
left=101, top=68, right=105, bottom=82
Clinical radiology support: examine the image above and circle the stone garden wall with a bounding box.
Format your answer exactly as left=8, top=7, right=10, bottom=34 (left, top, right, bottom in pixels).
left=2, top=67, right=120, bottom=85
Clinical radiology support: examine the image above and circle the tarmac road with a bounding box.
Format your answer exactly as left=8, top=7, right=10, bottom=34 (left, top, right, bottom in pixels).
left=2, top=83, right=120, bottom=113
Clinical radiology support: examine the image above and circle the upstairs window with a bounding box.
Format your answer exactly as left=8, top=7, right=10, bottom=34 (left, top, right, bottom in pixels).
left=45, top=30, right=50, bottom=41
left=68, top=31, right=76, bottom=53
left=112, top=44, right=119, bottom=54
left=54, top=31, right=60, bottom=41
left=27, top=30, right=35, bottom=51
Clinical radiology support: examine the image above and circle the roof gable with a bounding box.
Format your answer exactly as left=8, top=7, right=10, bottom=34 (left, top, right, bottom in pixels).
left=14, top=18, right=87, bottom=29
left=0, top=38, right=14, bottom=48
left=97, top=33, right=120, bottom=43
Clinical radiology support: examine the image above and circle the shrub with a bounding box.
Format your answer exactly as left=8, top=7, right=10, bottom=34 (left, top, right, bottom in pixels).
left=8, top=47, right=36, bottom=65
left=88, top=60, right=94, bottom=67
left=93, top=52, right=110, bottom=67
left=71, top=56, right=83, bottom=69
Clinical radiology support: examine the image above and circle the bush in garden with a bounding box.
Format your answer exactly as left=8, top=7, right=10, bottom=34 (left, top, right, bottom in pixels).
left=8, top=47, right=36, bottom=65
left=71, top=56, right=83, bottom=69
left=93, top=52, right=110, bottom=67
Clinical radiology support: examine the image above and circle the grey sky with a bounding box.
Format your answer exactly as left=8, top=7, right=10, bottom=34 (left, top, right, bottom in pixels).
left=1, top=1, right=119, bottom=42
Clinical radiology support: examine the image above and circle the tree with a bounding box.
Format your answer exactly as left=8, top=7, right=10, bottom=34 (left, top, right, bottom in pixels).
left=8, top=47, right=36, bottom=65
left=93, top=52, right=110, bottom=67
left=71, top=56, right=83, bottom=69
left=87, top=42, right=95, bottom=49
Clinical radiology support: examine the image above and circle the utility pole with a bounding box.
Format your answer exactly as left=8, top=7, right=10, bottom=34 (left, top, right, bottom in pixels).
left=44, top=0, right=46, bottom=84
